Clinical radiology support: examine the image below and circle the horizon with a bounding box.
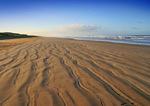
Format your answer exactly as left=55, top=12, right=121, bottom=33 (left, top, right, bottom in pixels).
left=1, top=32, right=150, bottom=37
left=0, top=0, right=150, bottom=37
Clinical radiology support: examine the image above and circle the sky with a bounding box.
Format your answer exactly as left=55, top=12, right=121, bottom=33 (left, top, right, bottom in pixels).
left=0, top=0, right=150, bottom=37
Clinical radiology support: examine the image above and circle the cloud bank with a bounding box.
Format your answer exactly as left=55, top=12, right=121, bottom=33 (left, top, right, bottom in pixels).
left=60, top=24, right=101, bottom=32
left=31, top=24, right=102, bottom=37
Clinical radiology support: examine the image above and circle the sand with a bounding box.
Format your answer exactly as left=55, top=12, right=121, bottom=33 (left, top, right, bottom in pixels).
left=0, top=37, right=43, bottom=51
left=0, top=38, right=150, bottom=106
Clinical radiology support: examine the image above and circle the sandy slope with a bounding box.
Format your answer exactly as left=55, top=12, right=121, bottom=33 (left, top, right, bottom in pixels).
left=0, top=38, right=150, bottom=106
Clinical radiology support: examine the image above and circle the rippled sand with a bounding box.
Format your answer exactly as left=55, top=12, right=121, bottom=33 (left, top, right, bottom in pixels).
left=0, top=38, right=150, bottom=106
left=0, top=37, right=42, bottom=51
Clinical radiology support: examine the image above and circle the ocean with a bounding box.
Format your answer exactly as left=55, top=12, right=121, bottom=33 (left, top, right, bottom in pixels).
left=74, top=35, right=150, bottom=46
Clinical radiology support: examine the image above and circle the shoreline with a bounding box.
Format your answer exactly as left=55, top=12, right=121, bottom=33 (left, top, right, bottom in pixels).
left=73, top=38, right=150, bottom=46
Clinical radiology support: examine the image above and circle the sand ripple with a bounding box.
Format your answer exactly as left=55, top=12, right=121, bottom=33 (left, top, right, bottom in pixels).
left=0, top=38, right=150, bottom=106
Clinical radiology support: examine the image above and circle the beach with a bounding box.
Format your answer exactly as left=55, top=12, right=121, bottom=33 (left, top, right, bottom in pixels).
left=0, top=38, right=150, bottom=106
left=0, top=37, right=42, bottom=51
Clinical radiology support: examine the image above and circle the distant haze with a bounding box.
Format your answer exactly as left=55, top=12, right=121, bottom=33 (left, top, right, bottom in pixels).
left=0, top=0, right=150, bottom=37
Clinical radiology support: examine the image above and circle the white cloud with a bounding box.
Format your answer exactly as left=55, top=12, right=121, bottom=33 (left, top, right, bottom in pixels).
left=60, top=24, right=101, bottom=32
left=29, top=24, right=102, bottom=37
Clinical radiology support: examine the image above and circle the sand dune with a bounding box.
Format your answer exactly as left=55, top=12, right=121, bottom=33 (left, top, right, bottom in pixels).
left=0, top=38, right=150, bottom=106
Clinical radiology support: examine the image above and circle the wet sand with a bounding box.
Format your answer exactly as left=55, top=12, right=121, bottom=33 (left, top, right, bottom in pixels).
left=0, top=38, right=150, bottom=106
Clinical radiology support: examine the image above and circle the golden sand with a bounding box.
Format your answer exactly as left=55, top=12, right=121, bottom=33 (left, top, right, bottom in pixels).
left=0, top=38, right=150, bottom=106
left=0, top=37, right=42, bottom=51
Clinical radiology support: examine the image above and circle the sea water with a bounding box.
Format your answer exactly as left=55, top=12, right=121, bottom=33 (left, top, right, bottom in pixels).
left=74, top=35, right=150, bottom=46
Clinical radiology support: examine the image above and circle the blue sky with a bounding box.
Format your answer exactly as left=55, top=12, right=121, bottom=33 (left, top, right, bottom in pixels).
left=0, top=0, right=150, bottom=37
